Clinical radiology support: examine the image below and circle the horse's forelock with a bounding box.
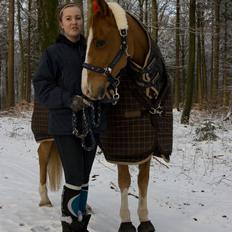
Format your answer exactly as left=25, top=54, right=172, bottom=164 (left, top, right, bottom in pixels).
left=107, top=2, right=128, bottom=31
left=90, top=2, right=127, bottom=35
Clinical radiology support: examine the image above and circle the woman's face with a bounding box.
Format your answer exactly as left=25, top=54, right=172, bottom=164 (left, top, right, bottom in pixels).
left=60, top=6, right=83, bottom=42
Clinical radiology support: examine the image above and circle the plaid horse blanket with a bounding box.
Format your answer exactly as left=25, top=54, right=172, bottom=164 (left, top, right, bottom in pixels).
left=31, top=100, right=53, bottom=143
left=98, top=17, right=173, bottom=164
left=98, top=74, right=173, bottom=164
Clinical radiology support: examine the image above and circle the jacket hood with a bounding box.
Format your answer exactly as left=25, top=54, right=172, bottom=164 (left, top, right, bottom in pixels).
left=56, top=34, right=86, bottom=48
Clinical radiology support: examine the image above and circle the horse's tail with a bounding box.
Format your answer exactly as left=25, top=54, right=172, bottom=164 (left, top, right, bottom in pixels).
left=47, top=142, right=62, bottom=191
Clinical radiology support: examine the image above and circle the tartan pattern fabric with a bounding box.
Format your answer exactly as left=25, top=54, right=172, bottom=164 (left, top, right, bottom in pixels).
left=99, top=74, right=173, bottom=163
left=31, top=100, right=53, bottom=142
left=151, top=81, right=173, bottom=161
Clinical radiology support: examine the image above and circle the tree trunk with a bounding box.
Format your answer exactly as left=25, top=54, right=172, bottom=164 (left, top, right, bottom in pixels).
left=37, top=0, right=59, bottom=52
left=138, top=0, right=144, bottom=23
left=6, top=0, right=15, bottom=108
left=181, top=0, right=196, bottom=124
left=180, top=27, right=186, bottom=102
left=200, top=5, right=207, bottom=103
left=0, top=41, right=1, bottom=109
left=211, top=0, right=220, bottom=105
left=74, top=1, right=84, bottom=8
left=152, top=0, right=158, bottom=44
left=196, top=2, right=202, bottom=106
left=26, top=0, right=32, bottom=102
left=174, top=0, right=180, bottom=110
left=144, top=0, right=149, bottom=31
left=223, top=1, right=228, bottom=106
left=17, top=0, right=26, bottom=102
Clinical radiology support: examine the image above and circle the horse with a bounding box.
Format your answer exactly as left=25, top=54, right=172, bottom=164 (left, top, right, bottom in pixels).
left=31, top=100, right=63, bottom=207
left=81, top=1, right=172, bottom=232
left=37, top=140, right=62, bottom=207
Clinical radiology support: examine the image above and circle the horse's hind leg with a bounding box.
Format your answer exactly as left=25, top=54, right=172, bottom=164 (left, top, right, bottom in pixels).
left=137, top=158, right=155, bottom=232
left=117, top=164, right=136, bottom=232
left=38, top=140, right=53, bottom=207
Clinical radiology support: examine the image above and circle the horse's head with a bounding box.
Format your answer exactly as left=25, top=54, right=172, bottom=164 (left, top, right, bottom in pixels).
left=82, top=0, right=129, bottom=101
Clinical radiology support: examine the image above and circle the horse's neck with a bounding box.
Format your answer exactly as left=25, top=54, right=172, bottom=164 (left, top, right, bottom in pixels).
left=127, top=14, right=149, bottom=67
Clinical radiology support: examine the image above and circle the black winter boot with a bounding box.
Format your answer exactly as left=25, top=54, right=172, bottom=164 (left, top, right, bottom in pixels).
left=62, top=219, right=84, bottom=232
left=82, top=214, right=91, bottom=232
left=61, top=186, right=84, bottom=232
left=61, top=214, right=91, bottom=232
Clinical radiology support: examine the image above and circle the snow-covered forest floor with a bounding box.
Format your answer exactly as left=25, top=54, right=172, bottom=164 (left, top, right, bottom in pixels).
left=0, top=109, right=231, bottom=232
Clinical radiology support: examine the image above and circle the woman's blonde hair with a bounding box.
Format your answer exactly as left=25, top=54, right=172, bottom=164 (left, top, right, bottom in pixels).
left=56, top=2, right=82, bottom=23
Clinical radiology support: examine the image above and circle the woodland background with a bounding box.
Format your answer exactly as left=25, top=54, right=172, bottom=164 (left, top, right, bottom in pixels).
left=0, top=0, right=232, bottom=123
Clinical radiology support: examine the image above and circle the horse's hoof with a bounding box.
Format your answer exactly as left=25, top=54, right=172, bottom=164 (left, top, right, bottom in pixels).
left=138, top=221, right=155, bottom=232
left=86, top=204, right=93, bottom=214
left=118, top=222, right=136, bottom=232
left=39, top=201, right=53, bottom=207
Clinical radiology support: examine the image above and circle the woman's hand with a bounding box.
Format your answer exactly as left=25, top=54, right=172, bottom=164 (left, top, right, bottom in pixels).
left=70, top=95, right=92, bottom=112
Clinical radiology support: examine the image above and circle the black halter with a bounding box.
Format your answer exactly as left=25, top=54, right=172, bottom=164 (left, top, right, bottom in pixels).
left=82, top=29, right=128, bottom=104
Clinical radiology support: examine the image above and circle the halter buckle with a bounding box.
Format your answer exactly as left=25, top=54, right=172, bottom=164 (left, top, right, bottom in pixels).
left=104, top=67, right=112, bottom=75
left=149, top=105, right=163, bottom=115
left=112, top=88, right=120, bottom=105
left=120, top=29, right=128, bottom=37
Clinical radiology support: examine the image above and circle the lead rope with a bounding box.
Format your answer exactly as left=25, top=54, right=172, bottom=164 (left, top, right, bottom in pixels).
left=72, top=102, right=101, bottom=151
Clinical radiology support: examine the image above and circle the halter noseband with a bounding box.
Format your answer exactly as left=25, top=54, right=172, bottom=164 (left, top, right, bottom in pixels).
left=82, top=29, right=128, bottom=104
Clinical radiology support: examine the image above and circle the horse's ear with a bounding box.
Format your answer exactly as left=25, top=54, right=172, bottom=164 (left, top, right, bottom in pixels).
left=92, top=0, right=110, bottom=16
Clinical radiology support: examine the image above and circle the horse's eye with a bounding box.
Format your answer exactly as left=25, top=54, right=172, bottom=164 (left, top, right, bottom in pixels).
left=95, top=40, right=106, bottom=48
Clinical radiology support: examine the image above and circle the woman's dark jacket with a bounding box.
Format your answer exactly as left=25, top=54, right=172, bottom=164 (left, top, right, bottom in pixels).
left=33, top=34, right=104, bottom=135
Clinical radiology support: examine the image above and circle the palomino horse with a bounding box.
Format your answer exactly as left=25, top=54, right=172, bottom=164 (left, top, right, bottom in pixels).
left=37, top=140, right=62, bottom=207
left=31, top=101, right=62, bottom=207
left=82, top=1, right=172, bottom=232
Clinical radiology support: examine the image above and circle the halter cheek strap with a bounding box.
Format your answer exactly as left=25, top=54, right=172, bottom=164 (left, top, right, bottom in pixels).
left=82, top=29, right=128, bottom=104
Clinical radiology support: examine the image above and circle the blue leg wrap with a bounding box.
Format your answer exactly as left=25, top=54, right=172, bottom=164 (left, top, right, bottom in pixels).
left=67, top=193, right=81, bottom=218
left=79, top=185, right=89, bottom=215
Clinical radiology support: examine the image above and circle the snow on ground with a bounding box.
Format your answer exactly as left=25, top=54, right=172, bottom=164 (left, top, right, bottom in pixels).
left=0, top=109, right=232, bottom=232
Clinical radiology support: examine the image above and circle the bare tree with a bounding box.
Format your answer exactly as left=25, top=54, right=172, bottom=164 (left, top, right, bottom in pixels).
left=196, top=1, right=203, bottom=106
left=25, top=0, right=32, bottom=102
left=222, top=0, right=229, bottom=106
left=37, top=0, right=59, bottom=52
left=199, top=2, right=207, bottom=104
left=174, top=0, right=180, bottom=110
left=138, top=0, right=145, bottom=22
left=152, top=0, right=158, bottom=43
left=181, top=0, right=196, bottom=124
left=211, top=0, right=220, bottom=104
left=17, top=0, right=27, bottom=102
left=6, top=0, right=15, bottom=108
left=0, top=1, right=8, bottom=109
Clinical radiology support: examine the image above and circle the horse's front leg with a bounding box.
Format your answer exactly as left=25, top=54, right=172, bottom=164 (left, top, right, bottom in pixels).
left=38, top=141, right=53, bottom=207
left=117, top=164, right=136, bottom=232
left=137, top=158, right=155, bottom=232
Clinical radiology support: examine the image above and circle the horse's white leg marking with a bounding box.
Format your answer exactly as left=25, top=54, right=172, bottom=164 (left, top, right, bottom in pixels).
left=137, top=159, right=150, bottom=222
left=38, top=141, right=53, bottom=207
left=39, top=184, right=52, bottom=207
left=138, top=193, right=148, bottom=222
left=118, top=164, right=131, bottom=223
left=120, top=188, right=131, bottom=222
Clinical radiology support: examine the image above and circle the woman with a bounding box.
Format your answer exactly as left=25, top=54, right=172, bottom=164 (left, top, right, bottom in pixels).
left=33, top=3, right=104, bottom=232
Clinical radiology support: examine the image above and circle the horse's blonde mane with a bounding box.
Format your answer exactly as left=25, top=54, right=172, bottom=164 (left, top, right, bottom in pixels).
left=107, top=2, right=128, bottom=31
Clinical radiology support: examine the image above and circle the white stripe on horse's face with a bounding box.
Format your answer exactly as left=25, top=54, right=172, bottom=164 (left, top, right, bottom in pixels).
left=81, top=27, right=93, bottom=95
